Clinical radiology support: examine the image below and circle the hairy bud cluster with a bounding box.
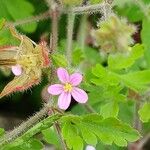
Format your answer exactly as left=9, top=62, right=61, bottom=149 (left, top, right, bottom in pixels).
left=92, top=15, right=136, bottom=53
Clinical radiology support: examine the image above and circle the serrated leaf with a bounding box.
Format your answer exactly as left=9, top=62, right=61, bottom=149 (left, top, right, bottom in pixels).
left=61, top=114, right=140, bottom=147
left=120, top=70, right=150, bottom=91
left=108, top=44, right=144, bottom=70
left=52, top=54, right=68, bottom=67
left=91, top=64, right=120, bottom=86
left=79, top=124, right=97, bottom=146
left=138, top=102, right=150, bottom=122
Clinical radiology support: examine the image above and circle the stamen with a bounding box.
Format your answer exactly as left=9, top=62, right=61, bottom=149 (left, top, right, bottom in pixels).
left=64, top=83, right=72, bottom=92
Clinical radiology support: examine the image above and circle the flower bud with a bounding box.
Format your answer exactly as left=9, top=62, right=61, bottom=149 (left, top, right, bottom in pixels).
left=92, top=15, right=136, bottom=54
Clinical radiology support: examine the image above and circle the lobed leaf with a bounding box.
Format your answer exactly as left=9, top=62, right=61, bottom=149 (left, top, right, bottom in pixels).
left=108, top=44, right=144, bottom=70
left=61, top=114, right=140, bottom=149
left=138, top=102, right=150, bottom=123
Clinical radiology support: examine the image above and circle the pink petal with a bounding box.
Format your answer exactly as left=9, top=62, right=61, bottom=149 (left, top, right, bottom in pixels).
left=11, top=65, right=22, bottom=76
left=47, top=84, right=63, bottom=95
left=71, top=87, right=88, bottom=103
left=70, top=73, right=83, bottom=86
left=86, top=145, right=96, bottom=150
left=57, top=67, right=69, bottom=83
left=58, top=92, right=71, bottom=110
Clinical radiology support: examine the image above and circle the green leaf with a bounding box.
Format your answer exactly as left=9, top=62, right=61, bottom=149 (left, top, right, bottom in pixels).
left=62, top=123, right=85, bottom=150
left=100, top=102, right=119, bottom=118
left=72, top=136, right=83, bottom=150
left=79, top=124, right=97, bottom=146
left=108, top=44, right=144, bottom=70
left=20, top=23, right=37, bottom=33
left=92, top=64, right=150, bottom=92
left=141, top=18, right=150, bottom=67
left=61, top=114, right=140, bottom=147
left=72, top=48, right=85, bottom=66
left=3, top=139, right=43, bottom=150
left=0, top=128, right=5, bottom=137
left=0, top=0, right=37, bottom=33
left=83, top=116, right=140, bottom=146
left=114, top=1, right=144, bottom=22
left=42, top=128, right=60, bottom=148
left=62, top=122, right=78, bottom=149
left=120, top=70, right=150, bottom=91
left=52, top=54, right=68, bottom=67
left=138, top=102, right=150, bottom=122
left=25, top=139, right=43, bottom=150
left=91, top=64, right=120, bottom=86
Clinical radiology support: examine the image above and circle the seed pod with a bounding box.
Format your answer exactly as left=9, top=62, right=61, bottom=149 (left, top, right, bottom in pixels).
left=0, top=28, right=50, bottom=98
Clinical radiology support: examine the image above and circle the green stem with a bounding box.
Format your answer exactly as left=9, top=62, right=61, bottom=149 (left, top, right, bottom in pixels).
left=84, top=103, right=96, bottom=113
left=66, top=13, right=75, bottom=66
left=0, top=113, right=62, bottom=149
left=77, top=14, right=88, bottom=50
left=134, top=101, right=142, bottom=132
left=0, top=105, right=49, bottom=146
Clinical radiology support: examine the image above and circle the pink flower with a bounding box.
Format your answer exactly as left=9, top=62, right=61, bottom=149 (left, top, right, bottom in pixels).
left=48, top=67, right=88, bottom=110
left=11, top=65, right=22, bottom=76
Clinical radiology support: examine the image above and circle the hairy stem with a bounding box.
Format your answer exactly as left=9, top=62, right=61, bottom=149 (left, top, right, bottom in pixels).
left=102, top=0, right=112, bottom=20
left=66, top=13, right=75, bottom=65
left=64, top=3, right=110, bottom=14
left=0, top=113, right=62, bottom=148
left=46, top=1, right=68, bottom=150
left=6, top=11, right=49, bottom=27
left=54, top=121, right=68, bottom=150
left=0, top=104, right=50, bottom=146
left=77, top=14, right=88, bottom=50
left=49, top=108, right=68, bottom=150
left=8, top=3, right=109, bottom=27
left=50, top=3, right=59, bottom=53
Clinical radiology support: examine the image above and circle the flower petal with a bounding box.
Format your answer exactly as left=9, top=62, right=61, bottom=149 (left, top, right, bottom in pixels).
left=11, top=65, right=22, bottom=76
left=58, top=92, right=71, bottom=110
left=47, top=84, right=63, bottom=95
left=57, top=67, right=69, bottom=83
left=86, top=145, right=96, bottom=150
left=71, top=87, right=88, bottom=103
left=70, top=73, right=82, bottom=86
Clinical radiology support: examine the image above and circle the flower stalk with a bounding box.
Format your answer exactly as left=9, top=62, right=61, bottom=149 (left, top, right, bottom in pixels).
left=66, top=13, right=75, bottom=65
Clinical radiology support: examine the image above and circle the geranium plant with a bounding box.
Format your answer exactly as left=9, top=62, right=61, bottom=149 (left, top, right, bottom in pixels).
left=0, top=0, right=149, bottom=150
